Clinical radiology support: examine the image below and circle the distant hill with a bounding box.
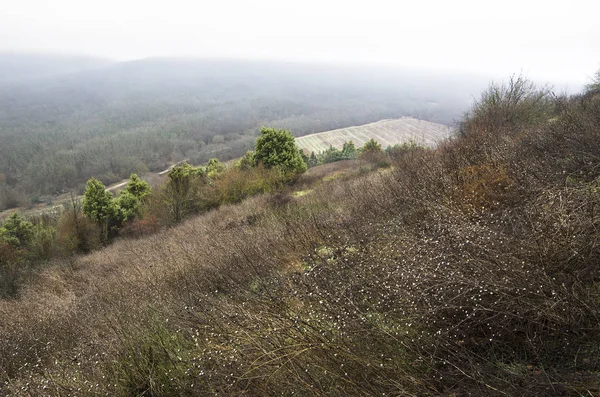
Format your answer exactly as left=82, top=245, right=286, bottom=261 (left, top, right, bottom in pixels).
left=296, top=117, right=452, bottom=154
left=0, top=52, right=112, bottom=83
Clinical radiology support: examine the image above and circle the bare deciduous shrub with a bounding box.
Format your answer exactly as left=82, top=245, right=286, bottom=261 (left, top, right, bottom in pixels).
left=55, top=207, right=101, bottom=255
left=0, top=242, right=23, bottom=297
left=454, top=161, right=515, bottom=211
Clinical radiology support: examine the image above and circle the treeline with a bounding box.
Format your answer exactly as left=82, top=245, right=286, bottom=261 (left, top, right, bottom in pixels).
left=306, top=139, right=424, bottom=167
left=0, top=57, right=482, bottom=209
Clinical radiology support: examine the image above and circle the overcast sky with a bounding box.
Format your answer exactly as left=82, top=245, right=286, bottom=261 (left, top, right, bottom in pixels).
left=1, top=0, right=598, bottom=85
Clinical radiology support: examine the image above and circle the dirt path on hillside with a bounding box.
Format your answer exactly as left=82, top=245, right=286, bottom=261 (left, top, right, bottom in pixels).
left=105, top=158, right=188, bottom=192
left=0, top=159, right=190, bottom=220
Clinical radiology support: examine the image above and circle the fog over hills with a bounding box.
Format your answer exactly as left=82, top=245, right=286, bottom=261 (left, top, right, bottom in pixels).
left=0, top=52, right=112, bottom=83
left=0, top=53, right=491, bottom=208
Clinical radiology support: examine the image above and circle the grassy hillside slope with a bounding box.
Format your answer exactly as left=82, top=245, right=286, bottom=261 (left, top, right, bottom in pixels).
left=296, top=117, right=452, bottom=153
left=0, top=78, right=598, bottom=396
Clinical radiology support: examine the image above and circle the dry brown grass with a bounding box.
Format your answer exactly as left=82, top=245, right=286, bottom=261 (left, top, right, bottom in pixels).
left=1, top=81, right=599, bottom=396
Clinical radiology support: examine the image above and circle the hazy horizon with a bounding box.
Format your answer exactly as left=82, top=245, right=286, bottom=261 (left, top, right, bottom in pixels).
left=1, top=0, right=599, bottom=87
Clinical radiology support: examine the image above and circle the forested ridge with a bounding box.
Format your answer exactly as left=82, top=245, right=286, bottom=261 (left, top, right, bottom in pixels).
left=0, top=54, right=486, bottom=209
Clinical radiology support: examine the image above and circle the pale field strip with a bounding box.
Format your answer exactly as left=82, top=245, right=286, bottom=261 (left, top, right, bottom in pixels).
left=296, top=117, right=452, bottom=154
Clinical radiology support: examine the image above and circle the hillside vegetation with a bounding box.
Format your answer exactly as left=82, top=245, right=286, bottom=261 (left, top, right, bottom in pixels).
left=0, top=76, right=599, bottom=396
left=296, top=117, right=451, bottom=154
left=0, top=55, right=484, bottom=210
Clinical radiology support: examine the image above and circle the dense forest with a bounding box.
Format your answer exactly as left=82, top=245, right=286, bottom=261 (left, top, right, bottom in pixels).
left=0, top=54, right=489, bottom=209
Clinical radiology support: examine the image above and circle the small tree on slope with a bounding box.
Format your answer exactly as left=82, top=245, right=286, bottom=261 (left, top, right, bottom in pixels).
left=82, top=178, right=117, bottom=241
left=253, top=127, right=307, bottom=180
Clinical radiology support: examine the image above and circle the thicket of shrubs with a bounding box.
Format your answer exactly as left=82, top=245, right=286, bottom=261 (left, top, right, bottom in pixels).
left=1, top=127, right=330, bottom=297
left=306, top=138, right=417, bottom=168
left=0, top=127, right=399, bottom=299
left=1, top=75, right=599, bottom=396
